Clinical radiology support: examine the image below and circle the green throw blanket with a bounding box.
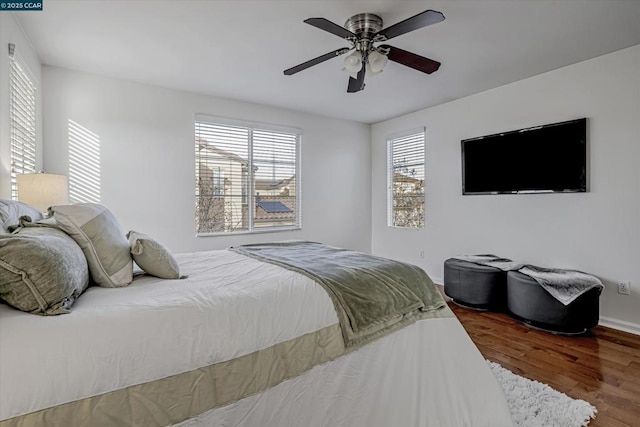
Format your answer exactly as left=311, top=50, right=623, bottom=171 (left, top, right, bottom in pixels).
left=230, top=241, right=446, bottom=349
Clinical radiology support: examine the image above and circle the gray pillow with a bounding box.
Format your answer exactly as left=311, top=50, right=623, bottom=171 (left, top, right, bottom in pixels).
left=0, top=199, right=43, bottom=233
left=49, top=203, right=133, bottom=288
left=127, top=230, right=181, bottom=279
left=0, top=225, right=89, bottom=315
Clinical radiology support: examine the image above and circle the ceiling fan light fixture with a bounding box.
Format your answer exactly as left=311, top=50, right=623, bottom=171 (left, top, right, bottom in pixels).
left=284, top=9, right=445, bottom=93
left=343, top=51, right=363, bottom=73
left=368, top=50, right=388, bottom=74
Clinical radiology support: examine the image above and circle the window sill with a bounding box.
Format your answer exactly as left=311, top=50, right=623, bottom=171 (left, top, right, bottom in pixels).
left=387, top=226, right=425, bottom=231
left=196, top=226, right=302, bottom=238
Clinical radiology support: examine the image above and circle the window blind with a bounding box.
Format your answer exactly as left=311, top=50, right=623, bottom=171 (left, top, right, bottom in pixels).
left=9, top=58, right=37, bottom=199
left=195, top=117, right=300, bottom=235
left=387, top=129, right=425, bottom=228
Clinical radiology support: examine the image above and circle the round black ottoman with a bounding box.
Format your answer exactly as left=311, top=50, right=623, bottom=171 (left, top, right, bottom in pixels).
left=443, top=259, right=507, bottom=311
left=507, top=271, right=601, bottom=334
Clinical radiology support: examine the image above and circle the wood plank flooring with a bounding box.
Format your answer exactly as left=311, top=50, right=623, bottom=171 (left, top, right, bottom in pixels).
left=448, top=302, right=640, bottom=426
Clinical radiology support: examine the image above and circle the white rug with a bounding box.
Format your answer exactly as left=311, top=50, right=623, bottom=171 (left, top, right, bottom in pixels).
left=489, top=361, right=597, bottom=427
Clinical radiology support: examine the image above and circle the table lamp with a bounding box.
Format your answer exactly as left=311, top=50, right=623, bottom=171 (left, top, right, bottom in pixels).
left=16, top=172, right=69, bottom=212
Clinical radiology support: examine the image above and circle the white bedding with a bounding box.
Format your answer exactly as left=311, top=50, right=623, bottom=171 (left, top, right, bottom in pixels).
left=0, top=249, right=513, bottom=426
left=179, top=317, right=513, bottom=427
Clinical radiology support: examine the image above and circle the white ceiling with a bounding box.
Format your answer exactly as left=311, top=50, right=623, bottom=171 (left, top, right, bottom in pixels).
left=15, top=0, right=640, bottom=124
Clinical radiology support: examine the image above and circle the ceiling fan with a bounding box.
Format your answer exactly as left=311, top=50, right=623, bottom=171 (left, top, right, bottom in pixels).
left=283, top=10, right=445, bottom=93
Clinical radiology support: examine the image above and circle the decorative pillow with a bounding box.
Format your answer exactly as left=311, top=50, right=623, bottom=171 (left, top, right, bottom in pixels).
left=0, top=199, right=43, bottom=234
left=127, top=230, right=181, bottom=279
left=49, top=203, right=133, bottom=287
left=0, top=225, right=89, bottom=315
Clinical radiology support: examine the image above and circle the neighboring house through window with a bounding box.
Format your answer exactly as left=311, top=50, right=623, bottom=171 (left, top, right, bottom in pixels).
left=9, top=47, right=37, bottom=199
left=194, top=115, right=301, bottom=234
left=387, top=128, right=425, bottom=228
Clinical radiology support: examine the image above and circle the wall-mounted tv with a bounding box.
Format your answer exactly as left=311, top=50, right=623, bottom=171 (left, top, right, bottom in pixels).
left=461, top=118, right=587, bottom=195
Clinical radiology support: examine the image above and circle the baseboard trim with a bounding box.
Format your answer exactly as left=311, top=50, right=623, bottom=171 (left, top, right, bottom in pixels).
left=599, top=316, right=640, bottom=336
left=432, top=276, right=640, bottom=336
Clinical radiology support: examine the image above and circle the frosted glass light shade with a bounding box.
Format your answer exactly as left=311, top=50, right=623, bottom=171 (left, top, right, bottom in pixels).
left=343, top=51, right=363, bottom=73
left=368, top=50, right=388, bottom=74
left=17, top=173, right=69, bottom=212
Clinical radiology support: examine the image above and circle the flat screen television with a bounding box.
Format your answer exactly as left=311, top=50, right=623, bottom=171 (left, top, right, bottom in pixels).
left=461, top=118, right=587, bottom=195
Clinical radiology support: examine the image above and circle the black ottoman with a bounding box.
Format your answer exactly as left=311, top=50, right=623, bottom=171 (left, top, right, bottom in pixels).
left=507, top=271, right=601, bottom=334
left=443, top=259, right=508, bottom=310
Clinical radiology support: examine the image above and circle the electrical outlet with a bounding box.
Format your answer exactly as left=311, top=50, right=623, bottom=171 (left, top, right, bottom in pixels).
left=618, top=281, right=631, bottom=295
left=419, top=250, right=425, bottom=259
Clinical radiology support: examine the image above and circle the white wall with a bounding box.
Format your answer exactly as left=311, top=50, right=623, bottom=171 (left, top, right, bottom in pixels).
left=42, top=66, right=371, bottom=254
left=371, top=45, right=640, bottom=329
left=0, top=13, right=42, bottom=198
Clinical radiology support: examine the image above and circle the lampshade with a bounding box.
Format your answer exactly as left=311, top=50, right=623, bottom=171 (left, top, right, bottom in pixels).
left=16, top=173, right=69, bottom=212
left=368, top=50, right=388, bottom=74
left=343, top=51, right=363, bottom=74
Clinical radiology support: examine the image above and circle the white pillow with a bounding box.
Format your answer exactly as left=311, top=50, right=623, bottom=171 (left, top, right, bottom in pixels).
left=0, top=199, right=43, bottom=233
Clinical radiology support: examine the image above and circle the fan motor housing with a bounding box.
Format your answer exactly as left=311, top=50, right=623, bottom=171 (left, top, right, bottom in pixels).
left=344, top=13, right=383, bottom=39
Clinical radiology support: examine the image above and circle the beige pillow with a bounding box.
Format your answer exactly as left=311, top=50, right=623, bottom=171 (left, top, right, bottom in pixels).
left=50, top=203, right=133, bottom=287
left=127, top=230, right=181, bottom=279
left=0, top=226, right=89, bottom=315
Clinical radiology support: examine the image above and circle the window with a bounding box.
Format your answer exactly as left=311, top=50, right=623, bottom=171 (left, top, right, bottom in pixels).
left=195, top=116, right=301, bottom=235
left=387, top=129, right=425, bottom=228
left=9, top=54, right=37, bottom=199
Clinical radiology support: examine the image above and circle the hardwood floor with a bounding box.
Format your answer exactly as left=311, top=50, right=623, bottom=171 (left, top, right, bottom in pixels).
left=449, top=302, right=640, bottom=426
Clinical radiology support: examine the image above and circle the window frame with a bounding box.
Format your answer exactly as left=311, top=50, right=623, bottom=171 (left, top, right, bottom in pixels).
left=194, top=114, right=302, bottom=236
left=8, top=52, right=38, bottom=200
left=386, top=127, right=426, bottom=230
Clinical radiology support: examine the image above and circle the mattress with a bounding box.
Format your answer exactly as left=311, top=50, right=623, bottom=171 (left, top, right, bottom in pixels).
left=0, top=249, right=513, bottom=426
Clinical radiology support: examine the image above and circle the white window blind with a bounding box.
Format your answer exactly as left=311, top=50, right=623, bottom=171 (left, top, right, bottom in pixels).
left=387, top=129, right=425, bottom=228
left=9, top=57, right=37, bottom=199
left=195, top=117, right=301, bottom=235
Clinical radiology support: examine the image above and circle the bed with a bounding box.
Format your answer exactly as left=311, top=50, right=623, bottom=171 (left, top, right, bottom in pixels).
left=0, top=203, right=513, bottom=427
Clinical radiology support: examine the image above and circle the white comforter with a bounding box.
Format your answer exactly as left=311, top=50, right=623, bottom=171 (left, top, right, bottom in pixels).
left=0, top=249, right=513, bottom=426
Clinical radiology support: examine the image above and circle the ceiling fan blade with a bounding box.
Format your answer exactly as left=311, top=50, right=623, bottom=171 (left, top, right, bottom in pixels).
left=347, top=66, right=365, bottom=93
left=375, top=10, right=445, bottom=41
left=284, top=47, right=350, bottom=75
left=381, top=44, right=441, bottom=74
left=304, top=17, right=357, bottom=40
